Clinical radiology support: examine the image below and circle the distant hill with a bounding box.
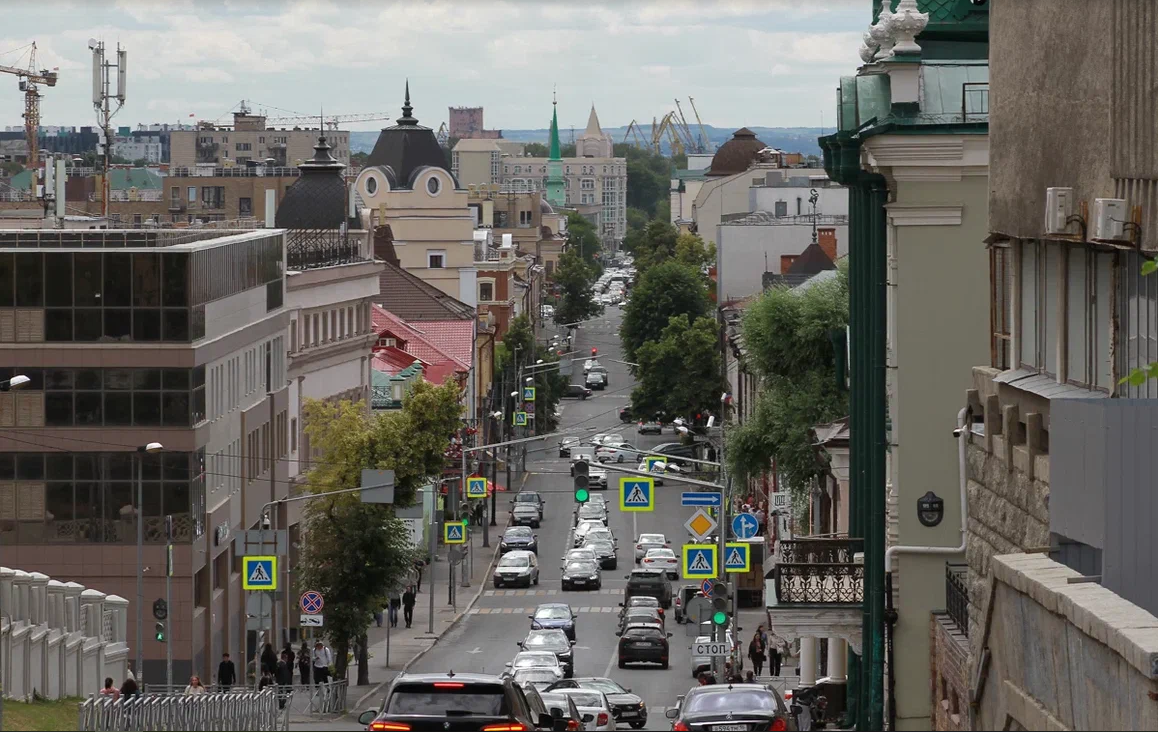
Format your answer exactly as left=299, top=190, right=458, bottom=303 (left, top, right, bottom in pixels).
left=350, top=126, right=827, bottom=157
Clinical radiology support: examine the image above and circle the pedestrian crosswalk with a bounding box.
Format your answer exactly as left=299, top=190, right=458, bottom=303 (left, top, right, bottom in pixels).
left=485, top=589, right=621, bottom=597
left=469, top=606, right=622, bottom=616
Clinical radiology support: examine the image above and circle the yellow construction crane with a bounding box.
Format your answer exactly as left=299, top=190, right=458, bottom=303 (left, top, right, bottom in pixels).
left=622, top=119, right=648, bottom=149
left=687, top=97, right=711, bottom=153
left=436, top=122, right=449, bottom=146
left=673, top=99, right=705, bottom=154
left=653, top=112, right=686, bottom=156
left=0, top=42, right=59, bottom=191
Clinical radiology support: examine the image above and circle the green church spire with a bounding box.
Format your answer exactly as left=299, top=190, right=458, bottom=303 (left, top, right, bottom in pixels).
left=546, top=88, right=565, bottom=208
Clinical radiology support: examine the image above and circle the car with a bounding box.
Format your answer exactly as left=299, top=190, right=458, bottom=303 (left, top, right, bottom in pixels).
left=642, top=548, right=679, bottom=579
left=587, top=463, right=608, bottom=489
left=355, top=671, right=554, bottom=732
left=624, top=568, right=673, bottom=608
left=649, top=440, right=710, bottom=467
left=537, top=692, right=584, bottom=732
left=518, top=629, right=576, bottom=678
left=585, top=493, right=606, bottom=508
left=634, top=533, right=670, bottom=563
left=499, top=526, right=538, bottom=554
left=591, top=432, right=625, bottom=447
left=573, top=520, right=604, bottom=547
left=558, top=436, right=581, bottom=458
left=530, top=603, right=577, bottom=641
left=619, top=405, right=634, bottom=423
left=512, top=667, right=564, bottom=693
left=510, top=502, right=541, bottom=528
left=674, top=585, right=706, bottom=624
left=569, top=449, right=596, bottom=475
left=616, top=624, right=673, bottom=669
left=595, top=442, right=638, bottom=463
left=511, top=491, right=545, bottom=520
left=584, top=539, right=618, bottom=570
left=664, top=683, right=792, bottom=732
left=493, top=550, right=540, bottom=588
left=637, top=420, right=662, bottom=435
left=561, top=559, right=602, bottom=591
left=562, top=384, right=591, bottom=400
left=588, top=365, right=609, bottom=386
left=581, top=527, right=617, bottom=549
left=545, top=677, right=648, bottom=730
left=618, top=608, right=664, bottom=634
left=618, top=595, right=664, bottom=620
left=585, top=371, right=606, bottom=390
left=560, top=546, right=598, bottom=570
left=583, top=359, right=599, bottom=374
left=575, top=502, right=608, bottom=526
left=507, top=650, right=565, bottom=678
left=553, top=689, right=616, bottom=731
left=636, top=458, right=671, bottom=486
left=691, top=628, right=739, bottom=679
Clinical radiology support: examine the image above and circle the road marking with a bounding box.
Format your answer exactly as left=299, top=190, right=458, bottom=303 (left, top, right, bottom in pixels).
left=467, top=647, right=482, bottom=654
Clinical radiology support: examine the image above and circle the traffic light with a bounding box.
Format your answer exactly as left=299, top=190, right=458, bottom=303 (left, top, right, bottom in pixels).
left=573, top=460, right=590, bottom=504
left=154, top=621, right=166, bottom=642
left=710, top=581, right=729, bottom=626
left=591, top=347, right=598, bottom=356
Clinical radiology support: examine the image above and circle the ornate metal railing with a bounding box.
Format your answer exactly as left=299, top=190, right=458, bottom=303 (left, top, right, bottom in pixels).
left=946, top=563, right=969, bottom=636
left=774, top=538, right=864, bottom=605
left=286, top=229, right=367, bottom=270
left=371, top=385, right=403, bottom=410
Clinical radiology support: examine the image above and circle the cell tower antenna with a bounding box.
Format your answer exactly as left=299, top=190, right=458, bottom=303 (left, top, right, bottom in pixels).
left=91, top=40, right=127, bottom=220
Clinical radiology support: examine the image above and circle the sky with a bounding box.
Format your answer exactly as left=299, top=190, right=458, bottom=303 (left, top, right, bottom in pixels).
left=1, top=0, right=869, bottom=133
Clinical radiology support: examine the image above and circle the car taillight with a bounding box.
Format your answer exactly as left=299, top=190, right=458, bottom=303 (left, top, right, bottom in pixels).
left=672, top=722, right=690, bottom=732
left=369, top=723, right=410, bottom=732
left=770, top=718, right=788, bottom=731
left=643, top=558, right=653, bottom=563
left=481, top=725, right=528, bottom=732
left=675, top=598, right=681, bottom=606
left=433, top=682, right=464, bottom=688
left=597, top=712, right=609, bottom=726
left=566, top=721, right=580, bottom=731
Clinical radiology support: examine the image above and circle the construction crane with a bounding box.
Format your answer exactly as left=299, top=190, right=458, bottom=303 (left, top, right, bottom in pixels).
left=653, top=113, right=686, bottom=157
left=0, top=42, right=59, bottom=191
left=673, top=99, right=705, bottom=154
left=436, top=122, right=449, bottom=146
left=218, top=100, right=398, bottom=130
left=687, top=97, right=711, bottom=153
left=622, top=120, right=648, bottom=149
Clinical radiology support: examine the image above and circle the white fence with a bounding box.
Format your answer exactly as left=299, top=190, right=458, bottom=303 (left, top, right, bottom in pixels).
left=0, top=566, right=130, bottom=702
left=78, top=690, right=287, bottom=731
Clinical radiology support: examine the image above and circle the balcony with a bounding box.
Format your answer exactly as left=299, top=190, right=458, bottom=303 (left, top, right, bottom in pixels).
left=774, top=538, right=864, bottom=605
left=946, top=564, right=969, bottom=636
left=286, top=229, right=370, bottom=270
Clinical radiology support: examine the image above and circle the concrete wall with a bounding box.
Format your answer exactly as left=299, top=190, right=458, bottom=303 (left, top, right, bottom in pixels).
left=715, top=222, right=848, bottom=302
left=750, top=186, right=848, bottom=218
left=693, top=172, right=759, bottom=247
left=975, top=553, right=1158, bottom=731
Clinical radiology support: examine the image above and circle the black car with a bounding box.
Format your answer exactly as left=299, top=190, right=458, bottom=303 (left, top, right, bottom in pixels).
left=546, top=677, right=648, bottom=730
left=619, top=405, right=633, bottom=423
left=584, top=540, right=617, bottom=570
left=665, top=683, right=792, bottom=731
left=530, top=603, right=577, bottom=641
left=511, top=491, right=545, bottom=520
left=624, top=568, right=673, bottom=608
left=562, top=384, right=591, bottom=400
left=518, top=629, right=576, bottom=678
left=356, top=671, right=555, bottom=732
left=558, top=437, right=581, bottom=458
left=561, top=560, right=601, bottom=591
left=500, top=526, right=538, bottom=555
left=616, top=624, right=672, bottom=669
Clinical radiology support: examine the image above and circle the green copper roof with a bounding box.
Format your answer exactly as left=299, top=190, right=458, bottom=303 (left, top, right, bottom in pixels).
left=108, top=168, right=163, bottom=190
left=548, top=102, right=561, bottom=161
left=873, top=0, right=988, bottom=25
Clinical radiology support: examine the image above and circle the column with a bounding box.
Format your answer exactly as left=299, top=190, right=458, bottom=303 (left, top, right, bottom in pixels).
left=800, top=636, right=818, bottom=686
left=827, top=637, right=848, bottom=681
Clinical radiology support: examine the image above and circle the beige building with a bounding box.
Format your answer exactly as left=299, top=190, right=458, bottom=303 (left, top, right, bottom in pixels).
left=170, top=110, right=350, bottom=169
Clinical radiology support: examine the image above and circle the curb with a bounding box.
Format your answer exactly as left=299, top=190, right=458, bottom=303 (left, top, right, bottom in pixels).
left=350, top=470, right=529, bottom=713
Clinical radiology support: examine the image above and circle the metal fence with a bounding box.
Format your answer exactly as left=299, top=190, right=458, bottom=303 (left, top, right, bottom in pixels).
left=78, top=690, right=287, bottom=731
left=946, top=563, right=969, bottom=636
left=142, top=679, right=348, bottom=716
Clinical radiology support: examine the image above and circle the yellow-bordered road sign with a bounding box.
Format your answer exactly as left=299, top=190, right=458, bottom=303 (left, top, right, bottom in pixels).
left=444, top=522, right=467, bottom=544
left=619, top=476, right=654, bottom=512
left=724, top=542, right=751, bottom=573
left=243, top=556, right=277, bottom=591
left=682, top=544, right=717, bottom=579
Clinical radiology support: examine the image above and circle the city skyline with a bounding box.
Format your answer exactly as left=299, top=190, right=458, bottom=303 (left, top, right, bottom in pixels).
left=2, top=0, right=866, bottom=132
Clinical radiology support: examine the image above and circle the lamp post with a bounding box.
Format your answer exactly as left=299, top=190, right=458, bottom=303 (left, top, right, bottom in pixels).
left=135, top=441, right=163, bottom=683
left=0, top=374, right=29, bottom=731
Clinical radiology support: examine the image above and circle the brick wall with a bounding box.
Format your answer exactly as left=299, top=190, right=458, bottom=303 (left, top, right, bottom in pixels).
left=929, top=614, right=969, bottom=732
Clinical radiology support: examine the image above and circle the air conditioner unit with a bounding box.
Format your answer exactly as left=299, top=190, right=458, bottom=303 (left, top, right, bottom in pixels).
left=1093, top=197, right=1127, bottom=240
left=1044, top=187, right=1073, bottom=235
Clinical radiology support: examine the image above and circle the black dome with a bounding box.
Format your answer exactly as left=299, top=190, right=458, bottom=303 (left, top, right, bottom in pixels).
left=275, top=136, right=348, bottom=230
left=364, top=82, right=455, bottom=189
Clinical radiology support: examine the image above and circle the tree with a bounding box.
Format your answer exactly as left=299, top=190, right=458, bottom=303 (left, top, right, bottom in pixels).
left=554, top=248, right=601, bottom=327
left=565, top=211, right=602, bottom=264
left=297, top=380, right=463, bottom=684
left=620, top=260, right=711, bottom=361
left=674, top=233, right=715, bottom=271
left=631, top=220, right=679, bottom=271
left=725, top=265, right=850, bottom=503
left=131, top=157, right=150, bottom=167
left=631, top=314, right=725, bottom=420
left=350, top=151, right=369, bottom=168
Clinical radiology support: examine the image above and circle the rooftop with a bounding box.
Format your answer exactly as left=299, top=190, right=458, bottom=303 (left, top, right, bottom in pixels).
left=0, top=227, right=266, bottom=250
left=376, top=260, right=475, bottom=322
left=723, top=212, right=849, bottom=226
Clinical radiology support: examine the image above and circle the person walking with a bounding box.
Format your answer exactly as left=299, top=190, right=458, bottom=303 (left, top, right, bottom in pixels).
left=748, top=632, right=766, bottom=677
left=282, top=642, right=295, bottom=670
left=119, top=677, right=139, bottom=701
left=312, top=640, right=332, bottom=684
left=275, top=651, right=294, bottom=709
left=413, top=559, right=425, bottom=592
left=217, top=652, right=237, bottom=691
left=297, top=642, right=311, bottom=685
left=260, top=643, right=278, bottom=677
left=769, top=642, right=782, bottom=677
left=99, top=677, right=120, bottom=701
left=388, top=591, right=401, bottom=628
left=402, top=585, right=416, bottom=629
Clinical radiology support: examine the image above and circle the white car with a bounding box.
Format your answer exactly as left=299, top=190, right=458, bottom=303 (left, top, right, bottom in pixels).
left=586, top=493, right=606, bottom=507
left=573, top=520, right=605, bottom=547
left=592, top=432, right=625, bottom=446
left=587, top=463, right=608, bottom=489
left=555, top=689, right=616, bottom=731
left=596, top=441, right=638, bottom=463
left=560, top=546, right=598, bottom=569
left=513, top=667, right=563, bottom=691
left=642, top=548, right=679, bottom=579
left=507, top=651, right=564, bottom=677
left=582, top=527, right=617, bottom=549
left=583, top=359, right=600, bottom=374
left=634, top=533, right=670, bottom=563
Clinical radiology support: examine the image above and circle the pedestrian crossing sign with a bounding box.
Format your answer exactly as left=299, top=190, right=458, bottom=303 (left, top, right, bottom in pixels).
left=724, top=542, right=751, bottom=573
left=619, top=476, right=654, bottom=512
left=514, top=411, right=528, bottom=426
left=444, top=522, right=467, bottom=544
left=466, top=476, right=488, bottom=499
left=682, top=544, right=717, bottom=579
left=523, top=386, right=536, bottom=401
left=644, top=456, right=664, bottom=472
left=242, top=556, right=277, bottom=591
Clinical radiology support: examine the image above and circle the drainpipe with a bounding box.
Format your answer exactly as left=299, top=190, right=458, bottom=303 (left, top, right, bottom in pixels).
left=881, top=406, right=970, bottom=730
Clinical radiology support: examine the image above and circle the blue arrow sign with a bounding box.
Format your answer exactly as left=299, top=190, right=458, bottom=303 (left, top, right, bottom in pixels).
left=732, top=513, right=759, bottom=540
left=681, top=492, right=722, bottom=507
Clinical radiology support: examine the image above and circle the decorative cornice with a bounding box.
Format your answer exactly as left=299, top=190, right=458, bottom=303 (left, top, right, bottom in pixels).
left=885, top=204, right=964, bottom=227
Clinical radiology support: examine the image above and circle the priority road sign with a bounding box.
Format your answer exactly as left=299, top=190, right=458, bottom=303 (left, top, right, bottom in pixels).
left=444, top=522, right=467, bottom=544
left=619, top=476, right=654, bottom=512
left=724, top=542, right=751, bottom=573
left=523, top=386, right=536, bottom=401
left=243, top=556, right=277, bottom=591
left=681, top=492, right=722, bottom=507
left=466, top=476, right=488, bottom=499
left=701, top=579, right=714, bottom=596
left=514, top=411, right=528, bottom=426
left=684, top=508, right=717, bottom=541
left=732, top=513, right=760, bottom=540
left=682, top=544, right=717, bottom=579
left=300, top=590, right=324, bottom=614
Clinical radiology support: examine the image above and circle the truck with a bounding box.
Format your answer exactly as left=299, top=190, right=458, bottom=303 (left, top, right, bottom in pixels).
left=733, top=537, right=767, bottom=608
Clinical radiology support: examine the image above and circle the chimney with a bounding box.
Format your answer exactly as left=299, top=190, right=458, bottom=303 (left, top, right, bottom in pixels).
left=780, top=254, right=798, bottom=273
left=818, top=228, right=837, bottom=262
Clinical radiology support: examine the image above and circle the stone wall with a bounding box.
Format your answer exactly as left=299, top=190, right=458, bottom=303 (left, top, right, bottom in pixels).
left=929, top=614, right=968, bottom=732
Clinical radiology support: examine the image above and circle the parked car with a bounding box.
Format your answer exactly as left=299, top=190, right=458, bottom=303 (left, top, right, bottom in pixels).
left=616, top=624, right=672, bottom=669
left=558, top=436, right=582, bottom=458
left=545, top=677, right=648, bottom=730
left=634, top=533, right=670, bottom=563
left=530, top=603, right=577, bottom=641
left=518, top=629, right=576, bottom=678
left=596, top=441, right=638, bottom=463
left=356, top=672, right=554, bottom=732
left=500, top=526, right=538, bottom=554
left=624, top=568, right=673, bottom=608
left=561, top=559, right=602, bottom=591
left=664, top=684, right=792, bottom=732
left=637, top=420, right=662, bottom=435
left=641, top=548, right=679, bottom=579
left=562, top=384, right=591, bottom=400
left=493, top=550, right=540, bottom=588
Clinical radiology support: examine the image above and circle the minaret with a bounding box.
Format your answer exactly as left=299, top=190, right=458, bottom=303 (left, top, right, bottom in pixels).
left=546, top=89, right=566, bottom=208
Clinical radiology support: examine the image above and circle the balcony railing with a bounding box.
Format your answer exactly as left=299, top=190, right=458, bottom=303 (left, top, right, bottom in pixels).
left=774, top=538, right=864, bottom=605
left=286, top=229, right=369, bottom=270
left=371, top=386, right=403, bottom=410
left=946, top=563, right=969, bottom=636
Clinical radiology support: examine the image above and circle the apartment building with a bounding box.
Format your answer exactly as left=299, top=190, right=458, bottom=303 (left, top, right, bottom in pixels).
left=448, top=106, right=501, bottom=140
left=170, top=110, right=350, bottom=169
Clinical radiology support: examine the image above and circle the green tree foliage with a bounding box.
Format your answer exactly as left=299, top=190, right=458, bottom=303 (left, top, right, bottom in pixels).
left=524, top=142, right=576, bottom=158
left=627, top=220, right=714, bottom=274
left=554, top=248, right=602, bottom=327
left=631, top=314, right=725, bottom=420
left=620, top=260, right=710, bottom=361
left=297, top=380, right=463, bottom=683
left=674, top=233, right=716, bottom=271
left=565, top=211, right=602, bottom=264
left=350, top=151, right=369, bottom=168
left=496, top=314, right=567, bottom=430
left=725, top=265, right=850, bottom=503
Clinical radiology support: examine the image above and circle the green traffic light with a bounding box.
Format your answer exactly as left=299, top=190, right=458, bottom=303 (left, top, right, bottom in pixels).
left=574, top=487, right=590, bottom=503
left=712, top=610, right=728, bottom=626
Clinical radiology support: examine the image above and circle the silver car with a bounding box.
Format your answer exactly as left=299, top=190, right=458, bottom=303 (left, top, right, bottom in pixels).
left=634, top=533, right=669, bottom=563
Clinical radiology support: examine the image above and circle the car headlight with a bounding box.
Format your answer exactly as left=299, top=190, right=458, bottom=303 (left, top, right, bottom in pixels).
left=589, top=574, right=599, bottom=580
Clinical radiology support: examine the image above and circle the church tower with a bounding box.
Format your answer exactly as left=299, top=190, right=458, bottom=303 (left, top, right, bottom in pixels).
left=546, top=92, right=566, bottom=208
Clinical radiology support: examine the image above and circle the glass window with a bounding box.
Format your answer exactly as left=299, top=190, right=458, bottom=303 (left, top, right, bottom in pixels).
left=75, top=393, right=101, bottom=425
left=74, top=310, right=101, bottom=341
left=163, top=309, right=189, bottom=341
left=15, top=253, right=43, bottom=307
left=133, top=369, right=161, bottom=390
left=0, top=253, right=13, bottom=306
left=133, top=253, right=161, bottom=306
left=16, top=454, right=43, bottom=480
left=73, top=253, right=102, bottom=307
left=45, top=310, right=72, bottom=341
left=45, top=393, right=73, bottom=426
left=44, top=254, right=72, bottom=307
left=163, top=392, right=189, bottom=426
left=103, top=253, right=131, bottom=307
left=104, top=393, right=132, bottom=425
left=162, top=253, right=188, bottom=307
left=104, top=309, right=131, bottom=340
left=1019, top=241, right=1037, bottom=368
left=133, top=309, right=161, bottom=341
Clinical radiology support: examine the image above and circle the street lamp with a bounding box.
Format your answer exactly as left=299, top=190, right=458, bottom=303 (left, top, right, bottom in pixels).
left=136, top=441, right=163, bottom=682
left=0, top=374, right=31, bottom=391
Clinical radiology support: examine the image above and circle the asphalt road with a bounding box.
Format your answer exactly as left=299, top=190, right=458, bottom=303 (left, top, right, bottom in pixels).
left=407, top=307, right=710, bottom=723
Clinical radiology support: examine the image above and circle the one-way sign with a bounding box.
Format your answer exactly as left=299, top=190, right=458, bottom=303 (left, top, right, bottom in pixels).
left=681, top=492, right=722, bottom=507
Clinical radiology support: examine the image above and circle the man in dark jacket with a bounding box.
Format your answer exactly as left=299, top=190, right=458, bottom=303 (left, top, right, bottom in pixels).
left=402, top=586, right=416, bottom=628
left=275, top=652, right=294, bottom=708
left=217, top=652, right=236, bottom=690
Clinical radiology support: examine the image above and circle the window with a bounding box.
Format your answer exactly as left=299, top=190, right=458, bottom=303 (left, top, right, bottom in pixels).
left=201, top=186, right=225, bottom=209
left=426, top=176, right=441, bottom=196
left=366, top=175, right=378, bottom=195
left=991, top=244, right=1013, bottom=370
left=427, top=250, right=446, bottom=269
left=187, top=186, right=196, bottom=203
left=519, top=210, right=533, bottom=226
left=514, top=165, right=522, bottom=174
left=581, top=179, right=595, bottom=191
left=236, top=142, right=251, bottom=151
left=775, top=201, right=788, bottom=218
left=1019, top=240, right=1038, bottom=368
left=479, top=280, right=494, bottom=302
left=239, top=197, right=252, bottom=217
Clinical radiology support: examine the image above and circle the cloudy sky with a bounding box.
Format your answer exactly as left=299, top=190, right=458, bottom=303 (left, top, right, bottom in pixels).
left=2, top=0, right=868, bottom=133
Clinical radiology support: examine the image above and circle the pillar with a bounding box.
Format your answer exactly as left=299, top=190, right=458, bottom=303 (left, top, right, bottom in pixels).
left=800, top=637, right=819, bottom=686
left=827, top=637, right=848, bottom=681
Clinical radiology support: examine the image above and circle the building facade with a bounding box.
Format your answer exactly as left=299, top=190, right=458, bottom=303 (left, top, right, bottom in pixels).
left=448, top=106, right=501, bottom=140
left=716, top=215, right=847, bottom=302
left=170, top=111, right=350, bottom=169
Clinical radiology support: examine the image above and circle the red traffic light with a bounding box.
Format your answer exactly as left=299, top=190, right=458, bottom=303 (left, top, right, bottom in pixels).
left=591, top=348, right=598, bottom=356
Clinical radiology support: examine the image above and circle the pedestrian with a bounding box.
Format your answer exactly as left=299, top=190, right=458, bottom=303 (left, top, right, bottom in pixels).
left=389, top=592, right=401, bottom=628
left=119, top=677, right=139, bottom=701
left=297, top=642, right=311, bottom=685
left=282, top=642, right=295, bottom=670
left=185, top=675, right=206, bottom=695
left=745, top=671, right=756, bottom=684
left=276, top=652, right=294, bottom=709
left=260, top=642, right=278, bottom=676
left=312, top=640, right=332, bottom=684
left=769, top=643, right=782, bottom=677
left=413, top=559, right=424, bottom=592
left=374, top=608, right=384, bottom=628
left=259, top=670, right=274, bottom=692
left=748, top=632, right=766, bottom=677
left=402, top=585, right=416, bottom=628
left=217, top=652, right=236, bottom=691
left=696, top=672, right=711, bottom=686
left=99, top=677, right=120, bottom=701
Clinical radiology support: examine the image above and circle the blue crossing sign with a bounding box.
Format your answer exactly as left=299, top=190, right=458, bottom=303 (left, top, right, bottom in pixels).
left=732, top=513, right=759, bottom=540
left=724, top=542, right=751, bottom=573
left=444, top=522, right=467, bottom=544
left=682, top=544, right=717, bottom=579
left=514, top=411, right=528, bottom=426
left=644, top=456, right=664, bottom=472
left=619, top=476, right=654, bottom=512
left=681, top=492, right=722, bottom=507
left=523, top=386, right=536, bottom=401
left=466, top=476, right=488, bottom=499
left=242, top=556, right=277, bottom=591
